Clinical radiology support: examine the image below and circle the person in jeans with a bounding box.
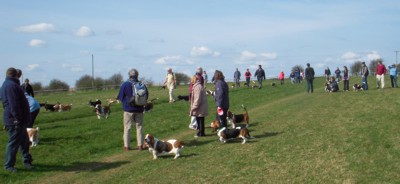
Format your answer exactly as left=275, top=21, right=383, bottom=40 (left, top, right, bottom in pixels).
left=305, top=63, right=315, bottom=93
left=360, top=62, right=369, bottom=90
left=117, top=68, right=147, bottom=151
left=388, top=64, right=398, bottom=88
left=376, top=60, right=386, bottom=89
left=0, top=67, right=34, bottom=172
left=254, top=65, right=266, bottom=89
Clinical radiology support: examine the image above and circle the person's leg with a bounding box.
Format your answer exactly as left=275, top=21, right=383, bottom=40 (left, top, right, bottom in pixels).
left=218, top=109, right=228, bottom=128
left=123, top=112, right=133, bottom=149
left=310, top=79, right=314, bottom=93
left=4, top=126, right=20, bottom=170
left=28, top=109, right=40, bottom=128
left=19, top=126, right=33, bottom=167
left=381, top=75, right=385, bottom=88
left=134, top=113, right=144, bottom=149
left=394, top=76, right=398, bottom=87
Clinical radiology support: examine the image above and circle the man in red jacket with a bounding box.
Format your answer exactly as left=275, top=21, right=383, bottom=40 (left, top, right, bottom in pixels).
left=376, top=60, right=387, bottom=89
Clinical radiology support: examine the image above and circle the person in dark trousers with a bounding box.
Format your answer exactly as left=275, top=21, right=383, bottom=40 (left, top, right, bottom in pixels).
left=342, top=66, right=350, bottom=91
left=22, top=78, right=34, bottom=97
left=233, top=68, right=241, bottom=88
left=244, top=68, right=252, bottom=87
left=324, top=67, right=331, bottom=81
left=24, top=92, right=40, bottom=128
left=254, top=65, right=266, bottom=89
left=305, top=63, right=315, bottom=93
left=361, top=62, right=369, bottom=90
left=0, top=67, right=34, bottom=172
left=190, top=73, right=208, bottom=137
left=213, top=70, right=229, bottom=128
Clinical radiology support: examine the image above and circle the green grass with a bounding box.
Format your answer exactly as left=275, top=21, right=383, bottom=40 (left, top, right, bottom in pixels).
left=0, top=77, right=399, bottom=183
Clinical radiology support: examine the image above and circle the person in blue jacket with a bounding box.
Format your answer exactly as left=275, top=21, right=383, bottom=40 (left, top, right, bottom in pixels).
left=0, top=67, right=34, bottom=172
left=24, top=92, right=40, bottom=128
left=388, top=64, right=398, bottom=88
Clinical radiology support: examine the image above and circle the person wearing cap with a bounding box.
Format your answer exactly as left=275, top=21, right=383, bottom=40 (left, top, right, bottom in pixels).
left=22, top=78, right=34, bottom=97
left=163, top=68, right=176, bottom=103
left=0, top=67, right=34, bottom=172
left=190, top=70, right=208, bottom=137
left=254, top=65, right=266, bottom=89
left=117, top=68, right=146, bottom=151
left=388, top=64, right=398, bottom=88
left=376, top=60, right=386, bottom=89
left=213, top=70, right=229, bottom=128
left=305, top=63, right=315, bottom=93
left=361, top=62, right=369, bottom=90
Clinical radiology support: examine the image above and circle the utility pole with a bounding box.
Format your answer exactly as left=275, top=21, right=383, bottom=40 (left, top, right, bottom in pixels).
left=395, top=51, right=399, bottom=65
left=92, top=54, right=94, bottom=89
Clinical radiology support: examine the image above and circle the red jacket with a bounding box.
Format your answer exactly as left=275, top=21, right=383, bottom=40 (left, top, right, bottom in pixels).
left=376, top=64, right=386, bottom=75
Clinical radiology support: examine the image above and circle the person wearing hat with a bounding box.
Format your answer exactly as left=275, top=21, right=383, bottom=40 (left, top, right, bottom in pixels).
left=361, top=62, right=369, bottom=90
left=388, top=63, right=398, bottom=88
left=305, top=63, right=315, bottom=93
left=163, top=68, right=176, bottom=103
left=0, top=67, right=34, bottom=172
left=190, top=68, right=208, bottom=137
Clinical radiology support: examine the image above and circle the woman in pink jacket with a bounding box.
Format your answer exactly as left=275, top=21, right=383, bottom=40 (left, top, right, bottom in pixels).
left=190, top=77, right=209, bottom=137
left=278, top=71, right=285, bottom=85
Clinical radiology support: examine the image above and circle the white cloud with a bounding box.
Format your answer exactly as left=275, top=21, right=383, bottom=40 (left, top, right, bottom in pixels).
left=15, top=23, right=56, bottom=33
left=75, top=26, right=94, bottom=37
left=155, top=55, right=193, bottom=65
left=26, top=64, right=39, bottom=71
left=62, top=64, right=84, bottom=72
left=341, top=51, right=358, bottom=60
left=240, top=50, right=257, bottom=61
left=190, top=46, right=220, bottom=57
left=29, top=39, right=46, bottom=47
left=260, top=52, right=277, bottom=60
left=366, top=51, right=381, bottom=61
left=111, top=43, right=127, bottom=50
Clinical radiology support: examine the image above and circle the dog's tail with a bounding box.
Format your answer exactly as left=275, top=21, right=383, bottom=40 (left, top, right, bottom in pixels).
left=241, top=104, right=247, bottom=113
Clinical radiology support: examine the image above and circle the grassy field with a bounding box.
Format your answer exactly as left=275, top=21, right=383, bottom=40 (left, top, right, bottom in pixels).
left=0, top=77, right=399, bottom=183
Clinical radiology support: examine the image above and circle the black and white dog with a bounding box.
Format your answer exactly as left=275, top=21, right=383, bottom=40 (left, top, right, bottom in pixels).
left=217, top=127, right=253, bottom=144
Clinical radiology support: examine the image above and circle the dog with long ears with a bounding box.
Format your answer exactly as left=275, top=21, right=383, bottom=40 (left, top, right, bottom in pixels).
left=217, top=126, right=253, bottom=144
left=353, top=83, right=363, bottom=91
left=144, top=134, right=184, bottom=160
left=227, top=104, right=249, bottom=128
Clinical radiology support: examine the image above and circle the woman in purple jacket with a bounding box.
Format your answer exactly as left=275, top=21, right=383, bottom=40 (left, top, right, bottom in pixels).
left=213, top=70, right=229, bottom=128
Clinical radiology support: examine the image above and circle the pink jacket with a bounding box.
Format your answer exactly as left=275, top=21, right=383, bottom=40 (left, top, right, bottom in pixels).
left=278, top=72, right=284, bottom=80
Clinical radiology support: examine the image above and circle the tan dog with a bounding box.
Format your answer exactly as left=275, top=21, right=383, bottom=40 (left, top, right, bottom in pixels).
left=27, top=127, right=39, bottom=147
left=144, top=134, right=184, bottom=160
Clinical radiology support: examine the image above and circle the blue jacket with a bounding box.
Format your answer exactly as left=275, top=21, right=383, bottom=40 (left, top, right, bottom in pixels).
left=0, top=77, right=31, bottom=126
left=25, top=92, right=40, bottom=112
left=117, top=78, right=145, bottom=113
left=214, top=79, right=229, bottom=109
left=388, top=66, right=398, bottom=76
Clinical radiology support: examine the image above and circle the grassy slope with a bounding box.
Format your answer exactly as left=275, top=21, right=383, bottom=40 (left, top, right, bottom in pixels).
left=0, top=77, right=399, bottom=183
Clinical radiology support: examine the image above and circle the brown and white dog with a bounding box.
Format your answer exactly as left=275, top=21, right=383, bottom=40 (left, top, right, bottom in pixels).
left=144, top=134, right=184, bottom=160
left=353, top=83, right=363, bottom=91
left=210, top=119, right=221, bottom=133
left=56, top=102, right=72, bottom=112
left=27, top=127, right=39, bottom=147
left=95, top=104, right=111, bottom=119
left=251, top=81, right=258, bottom=89
left=217, top=127, right=252, bottom=144
left=227, top=105, right=249, bottom=128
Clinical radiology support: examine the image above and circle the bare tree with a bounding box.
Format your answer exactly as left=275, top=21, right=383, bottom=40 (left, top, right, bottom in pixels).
left=350, top=61, right=363, bottom=76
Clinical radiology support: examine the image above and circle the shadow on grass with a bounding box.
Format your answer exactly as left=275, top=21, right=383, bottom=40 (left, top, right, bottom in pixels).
left=253, top=131, right=283, bottom=139
left=32, top=161, right=129, bottom=173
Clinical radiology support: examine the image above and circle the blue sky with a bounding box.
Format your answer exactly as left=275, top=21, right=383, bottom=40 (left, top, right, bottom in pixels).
left=1, top=0, right=399, bottom=87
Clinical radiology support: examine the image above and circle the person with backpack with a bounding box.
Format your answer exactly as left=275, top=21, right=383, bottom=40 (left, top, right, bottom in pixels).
left=163, top=68, right=176, bottom=103
left=117, top=68, right=148, bottom=151
left=361, top=62, right=369, bottom=90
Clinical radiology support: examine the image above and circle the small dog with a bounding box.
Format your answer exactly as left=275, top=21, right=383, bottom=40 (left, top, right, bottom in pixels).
left=251, top=81, right=258, bottom=89
left=271, top=82, right=276, bottom=87
left=210, top=119, right=221, bottom=133
left=95, top=104, right=111, bottom=119
left=177, top=95, right=189, bottom=101
left=42, top=102, right=56, bottom=111
left=58, top=103, right=72, bottom=112
left=88, top=99, right=102, bottom=107
left=144, top=98, right=158, bottom=112
left=353, top=83, right=363, bottom=91
left=144, top=134, right=184, bottom=160
left=27, top=127, right=39, bottom=147
left=217, top=127, right=252, bottom=144
left=206, top=90, right=215, bottom=97
left=227, top=104, right=249, bottom=128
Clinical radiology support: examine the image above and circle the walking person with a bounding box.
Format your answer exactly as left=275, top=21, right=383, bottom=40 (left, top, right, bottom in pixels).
left=190, top=73, right=209, bottom=137
left=278, top=71, right=285, bottom=85
left=376, top=60, right=386, bottom=89
left=343, top=66, right=350, bottom=91
left=388, top=64, right=398, bottom=88
left=1, top=67, right=34, bottom=172
left=163, top=68, right=176, bottom=103
left=233, top=68, right=241, bottom=88
left=244, top=68, right=252, bottom=87
left=213, top=70, right=229, bottom=128
left=361, top=62, right=369, bottom=90
left=305, top=63, right=315, bottom=93
left=117, top=68, right=148, bottom=151
left=254, top=65, right=266, bottom=89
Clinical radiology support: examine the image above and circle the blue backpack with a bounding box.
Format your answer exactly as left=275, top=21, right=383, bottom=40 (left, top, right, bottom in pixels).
left=129, top=81, right=148, bottom=106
